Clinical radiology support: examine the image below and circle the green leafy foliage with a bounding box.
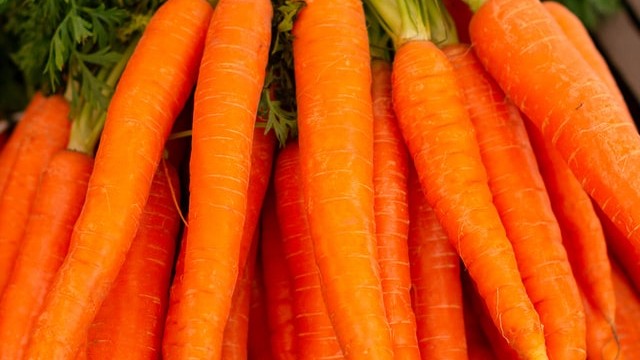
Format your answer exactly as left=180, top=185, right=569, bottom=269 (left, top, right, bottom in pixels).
left=556, top=0, right=622, bottom=30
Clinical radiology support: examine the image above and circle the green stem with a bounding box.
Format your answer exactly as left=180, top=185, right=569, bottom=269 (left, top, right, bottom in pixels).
left=67, top=37, right=139, bottom=155
left=464, top=0, right=485, bottom=13
left=366, top=2, right=393, bottom=61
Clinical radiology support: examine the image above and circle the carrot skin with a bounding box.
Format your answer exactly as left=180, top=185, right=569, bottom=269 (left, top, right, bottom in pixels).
left=611, top=262, right=640, bottom=358
left=578, top=286, right=621, bottom=360
left=444, top=43, right=586, bottom=360
left=371, top=60, right=419, bottom=359
left=247, top=250, right=275, bottom=360
left=165, top=0, right=272, bottom=356
left=261, top=190, right=298, bottom=360
left=293, top=0, right=393, bottom=357
left=392, top=39, right=547, bottom=360
left=275, top=143, right=344, bottom=360
left=0, top=94, right=70, bottom=295
left=86, top=162, right=181, bottom=359
left=162, top=229, right=188, bottom=358
left=470, top=0, right=640, bottom=271
left=408, top=166, right=467, bottom=359
left=24, top=1, right=212, bottom=357
left=0, top=150, right=92, bottom=360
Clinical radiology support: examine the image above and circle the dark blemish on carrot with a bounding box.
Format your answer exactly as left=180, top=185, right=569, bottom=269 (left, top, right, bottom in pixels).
left=575, top=103, right=584, bottom=110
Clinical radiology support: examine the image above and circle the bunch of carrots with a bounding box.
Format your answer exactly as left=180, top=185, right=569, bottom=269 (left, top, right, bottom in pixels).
left=0, top=0, right=639, bottom=358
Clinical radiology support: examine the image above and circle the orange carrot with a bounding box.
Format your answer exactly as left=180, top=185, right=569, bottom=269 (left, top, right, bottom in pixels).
left=0, top=94, right=70, bottom=295
left=24, top=1, right=212, bottom=357
left=408, top=165, right=467, bottom=359
left=365, top=1, right=547, bottom=357
left=611, top=262, right=640, bottom=358
left=86, top=162, right=181, bottom=359
left=248, top=251, right=275, bottom=360
left=462, top=277, right=497, bottom=360
left=542, top=1, right=631, bottom=118
left=164, top=0, right=272, bottom=356
left=162, top=229, right=188, bottom=358
left=0, top=150, right=92, bottom=359
left=292, top=0, right=393, bottom=357
left=578, top=286, right=621, bottom=360
left=469, top=0, right=640, bottom=271
left=222, top=230, right=260, bottom=360
left=371, top=59, right=419, bottom=359
left=0, top=93, right=47, bottom=195
left=261, top=189, right=297, bottom=360
left=444, top=43, right=586, bottom=359
left=524, top=116, right=616, bottom=324
left=274, top=142, right=344, bottom=359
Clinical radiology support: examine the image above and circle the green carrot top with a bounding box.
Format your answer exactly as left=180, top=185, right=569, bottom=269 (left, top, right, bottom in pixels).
left=2, top=0, right=164, bottom=155
left=365, top=0, right=458, bottom=49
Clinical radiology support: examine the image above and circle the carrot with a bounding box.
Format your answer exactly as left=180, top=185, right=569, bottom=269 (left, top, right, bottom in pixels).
left=0, top=94, right=70, bottom=295
left=407, top=165, right=467, bottom=359
left=0, top=93, right=46, bottom=195
left=274, top=142, right=344, bottom=359
left=365, top=1, right=547, bottom=358
left=462, top=277, right=497, bottom=360
left=370, top=59, right=419, bottom=359
left=24, top=0, right=212, bottom=357
left=0, top=150, right=92, bottom=359
left=444, top=43, right=586, bottom=359
left=578, top=286, right=621, bottom=360
left=524, top=116, right=616, bottom=324
left=542, top=1, right=631, bottom=119
left=248, top=249, right=275, bottom=360
left=163, top=0, right=271, bottom=357
left=261, top=189, right=297, bottom=360
left=292, top=0, right=393, bottom=357
left=85, top=162, right=181, bottom=359
left=468, top=0, right=640, bottom=267
left=221, top=230, right=260, bottom=360
left=162, top=228, right=189, bottom=358
left=611, top=262, right=640, bottom=358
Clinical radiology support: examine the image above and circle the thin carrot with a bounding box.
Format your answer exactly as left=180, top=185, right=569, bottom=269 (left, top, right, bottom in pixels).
left=261, top=189, right=297, bottom=360
left=599, top=208, right=640, bottom=293
left=0, top=93, right=46, bottom=195
left=542, top=1, right=631, bottom=119
left=86, top=162, right=181, bottom=359
left=407, top=165, right=467, bottom=359
left=365, top=1, right=547, bottom=358
left=370, top=58, right=419, bottom=359
left=445, top=43, right=586, bottom=359
left=162, top=229, right=188, bottom=357
left=164, top=0, right=272, bottom=356
left=0, top=94, right=70, bottom=295
left=524, top=116, right=616, bottom=324
left=247, top=249, right=275, bottom=360
left=292, top=0, right=393, bottom=357
left=462, top=276, right=497, bottom=360
left=24, top=0, right=212, bottom=357
left=578, top=286, right=621, bottom=360
left=468, top=0, right=640, bottom=269
left=0, top=150, right=92, bottom=359
left=274, top=142, right=344, bottom=360
left=610, top=262, right=640, bottom=358
left=221, top=230, right=260, bottom=360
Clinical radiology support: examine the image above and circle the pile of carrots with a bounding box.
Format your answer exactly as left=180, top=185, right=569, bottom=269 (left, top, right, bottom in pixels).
left=0, top=0, right=639, bottom=358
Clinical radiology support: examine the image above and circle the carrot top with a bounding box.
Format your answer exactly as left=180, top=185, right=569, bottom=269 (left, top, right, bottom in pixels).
left=364, top=0, right=458, bottom=49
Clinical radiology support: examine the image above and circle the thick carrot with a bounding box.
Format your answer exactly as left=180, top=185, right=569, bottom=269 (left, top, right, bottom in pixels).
left=469, top=0, right=640, bottom=267
left=407, top=165, right=467, bottom=359
left=261, top=189, right=297, bottom=360
left=86, top=162, right=181, bottom=359
left=221, top=231, right=260, bottom=360
left=163, top=0, right=271, bottom=357
left=0, top=93, right=46, bottom=195
left=611, top=262, right=640, bottom=358
left=444, top=43, right=586, bottom=359
left=24, top=0, right=212, bottom=357
left=370, top=59, right=419, bottom=359
left=542, top=1, right=630, bottom=118
left=0, top=94, right=70, bottom=295
left=248, top=251, right=275, bottom=360
left=0, top=150, right=92, bottom=359
left=274, top=142, right=344, bottom=359
left=578, top=286, right=621, bottom=360
left=524, top=116, right=615, bottom=324
left=293, top=0, right=393, bottom=357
